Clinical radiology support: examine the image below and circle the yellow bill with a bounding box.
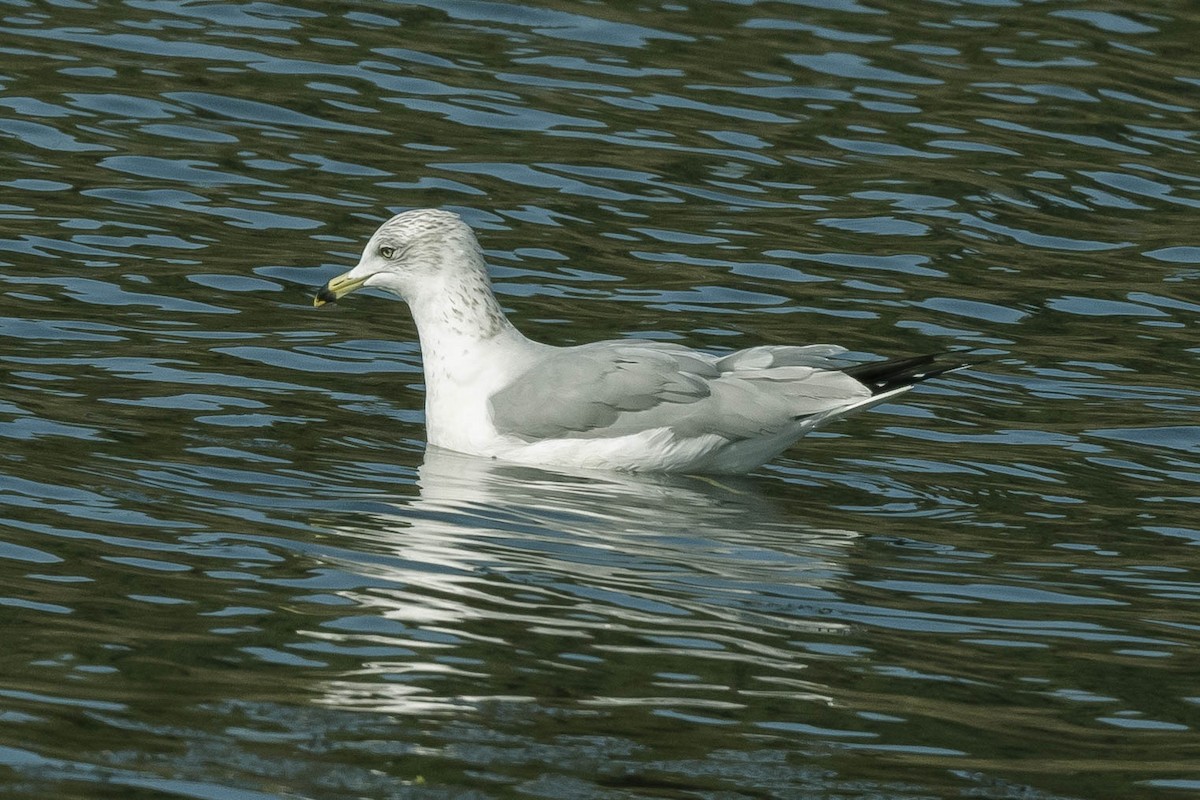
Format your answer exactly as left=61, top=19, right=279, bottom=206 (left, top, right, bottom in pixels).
left=314, top=271, right=368, bottom=307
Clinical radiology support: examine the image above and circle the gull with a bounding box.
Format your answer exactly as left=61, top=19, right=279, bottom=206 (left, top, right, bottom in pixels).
left=314, top=209, right=968, bottom=474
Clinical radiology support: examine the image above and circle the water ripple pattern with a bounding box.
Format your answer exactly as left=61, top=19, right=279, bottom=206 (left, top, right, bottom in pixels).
left=1, top=1, right=1198, bottom=799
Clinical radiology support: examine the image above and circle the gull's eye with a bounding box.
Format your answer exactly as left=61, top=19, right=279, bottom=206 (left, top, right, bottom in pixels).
left=380, top=246, right=395, bottom=259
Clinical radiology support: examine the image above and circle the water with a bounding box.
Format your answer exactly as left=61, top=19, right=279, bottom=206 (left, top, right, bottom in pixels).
left=2, top=1, right=1198, bottom=797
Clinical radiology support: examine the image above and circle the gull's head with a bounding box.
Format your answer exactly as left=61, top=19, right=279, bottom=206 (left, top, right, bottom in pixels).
left=314, top=209, right=483, bottom=306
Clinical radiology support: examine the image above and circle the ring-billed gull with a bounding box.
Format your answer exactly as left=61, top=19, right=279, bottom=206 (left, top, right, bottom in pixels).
left=315, top=209, right=969, bottom=474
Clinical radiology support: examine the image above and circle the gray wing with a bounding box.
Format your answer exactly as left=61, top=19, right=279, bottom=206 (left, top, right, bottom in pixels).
left=488, top=341, right=872, bottom=442
left=715, top=344, right=850, bottom=370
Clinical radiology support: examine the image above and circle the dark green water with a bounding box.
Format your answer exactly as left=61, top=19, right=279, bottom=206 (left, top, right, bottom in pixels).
left=2, top=1, right=1199, bottom=798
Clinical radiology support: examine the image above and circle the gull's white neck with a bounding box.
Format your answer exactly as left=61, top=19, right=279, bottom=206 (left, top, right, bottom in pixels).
left=406, top=263, right=515, bottom=348
left=400, top=249, right=537, bottom=452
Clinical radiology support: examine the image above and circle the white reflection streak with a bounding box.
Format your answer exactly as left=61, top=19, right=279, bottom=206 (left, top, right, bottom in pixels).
left=314, top=448, right=860, bottom=713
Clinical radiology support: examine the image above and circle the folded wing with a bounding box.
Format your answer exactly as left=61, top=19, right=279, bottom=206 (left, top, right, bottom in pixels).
left=488, top=341, right=874, bottom=442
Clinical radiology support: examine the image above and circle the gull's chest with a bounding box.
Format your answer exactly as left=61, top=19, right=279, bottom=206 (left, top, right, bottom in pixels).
left=419, top=337, right=533, bottom=453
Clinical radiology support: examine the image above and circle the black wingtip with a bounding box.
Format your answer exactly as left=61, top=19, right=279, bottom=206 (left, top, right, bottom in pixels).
left=842, top=353, right=973, bottom=395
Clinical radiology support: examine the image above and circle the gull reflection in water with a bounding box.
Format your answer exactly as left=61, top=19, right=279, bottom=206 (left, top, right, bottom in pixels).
left=313, top=447, right=862, bottom=714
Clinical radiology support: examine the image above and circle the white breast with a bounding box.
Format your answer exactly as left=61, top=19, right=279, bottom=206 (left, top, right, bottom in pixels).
left=419, top=330, right=545, bottom=456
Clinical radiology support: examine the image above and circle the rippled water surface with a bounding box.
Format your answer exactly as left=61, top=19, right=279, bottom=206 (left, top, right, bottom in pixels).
left=3, top=1, right=1200, bottom=797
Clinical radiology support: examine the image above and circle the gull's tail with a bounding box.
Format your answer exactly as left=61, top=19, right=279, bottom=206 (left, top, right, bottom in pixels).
left=841, top=354, right=972, bottom=396
left=795, top=353, right=975, bottom=429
